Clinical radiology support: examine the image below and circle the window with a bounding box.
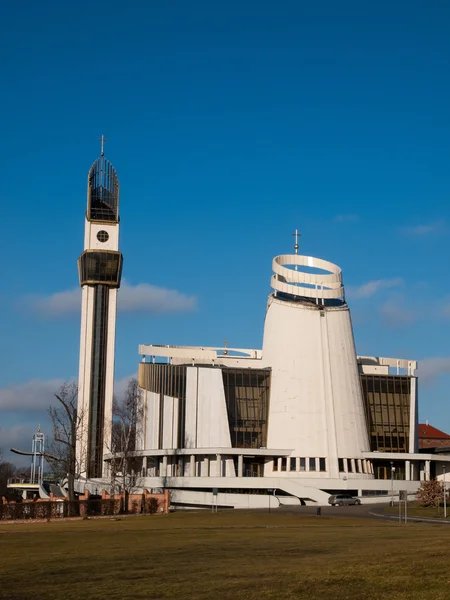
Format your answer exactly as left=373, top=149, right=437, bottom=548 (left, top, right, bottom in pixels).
left=348, top=460, right=354, bottom=473
left=97, top=230, right=109, bottom=243
left=222, top=368, right=271, bottom=449
left=273, top=459, right=278, bottom=472
left=290, top=458, right=296, bottom=471
left=309, top=458, right=316, bottom=472
left=319, top=458, right=326, bottom=472
left=338, top=458, right=345, bottom=472
left=281, top=457, right=287, bottom=471
left=300, top=458, right=306, bottom=471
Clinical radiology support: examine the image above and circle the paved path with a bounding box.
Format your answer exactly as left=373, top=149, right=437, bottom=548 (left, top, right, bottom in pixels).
left=277, top=503, right=382, bottom=519
left=277, top=503, right=450, bottom=524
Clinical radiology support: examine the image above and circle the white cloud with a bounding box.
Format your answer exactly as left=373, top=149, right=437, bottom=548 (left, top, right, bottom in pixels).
left=347, top=278, right=403, bottom=299
left=0, top=378, right=66, bottom=412
left=334, top=214, right=359, bottom=223
left=401, top=220, right=445, bottom=236
left=114, top=374, right=137, bottom=400
left=119, top=282, right=196, bottom=314
left=23, top=281, right=197, bottom=318
left=380, top=297, right=416, bottom=328
left=419, top=357, right=450, bottom=384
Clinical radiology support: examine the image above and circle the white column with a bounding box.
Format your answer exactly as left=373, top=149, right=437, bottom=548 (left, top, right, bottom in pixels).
left=405, top=460, right=411, bottom=481
left=238, top=455, right=243, bottom=477
left=190, top=455, right=195, bottom=477
left=350, top=459, right=356, bottom=474
left=409, top=377, right=418, bottom=453
left=162, top=456, right=168, bottom=477
left=203, top=456, right=209, bottom=477
left=216, top=454, right=222, bottom=477
left=142, top=456, right=148, bottom=476
left=425, top=460, right=431, bottom=481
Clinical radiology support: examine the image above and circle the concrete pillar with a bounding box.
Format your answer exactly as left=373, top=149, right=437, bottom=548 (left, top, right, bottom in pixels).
left=190, top=455, right=195, bottom=477
left=405, top=460, right=411, bottom=481
left=203, top=456, right=209, bottom=477
left=305, top=457, right=310, bottom=472
left=277, top=457, right=282, bottom=471
left=350, top=459, right=356, bottom=474
left=216, top=454, right=222, bottom=477
left=142, top=456, right=148, bottom=476
left=162, top=456, right=168, bottom=477
left=343, top=458, right=348, bottom=473
left=357, top=459, right=362, bottom=474
left=425, top=460, right=431, bottom=481
left=238, top=454, right=243, bottom=477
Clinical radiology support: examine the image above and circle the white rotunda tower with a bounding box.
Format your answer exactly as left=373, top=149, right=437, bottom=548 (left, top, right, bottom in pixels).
left=262, top=248, right=372, bottom=480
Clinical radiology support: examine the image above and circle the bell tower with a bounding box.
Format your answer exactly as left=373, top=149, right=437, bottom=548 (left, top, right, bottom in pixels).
left=77, top=138, right=123, bottom=478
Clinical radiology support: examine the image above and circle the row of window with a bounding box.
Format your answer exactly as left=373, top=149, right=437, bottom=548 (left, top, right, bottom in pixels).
left=338, top=458, right=373, bottom=475
left=273, top=457, right=327, bottom=472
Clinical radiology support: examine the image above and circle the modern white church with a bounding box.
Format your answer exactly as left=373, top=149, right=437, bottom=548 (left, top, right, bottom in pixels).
left=77, top=148, right=450, bottom=508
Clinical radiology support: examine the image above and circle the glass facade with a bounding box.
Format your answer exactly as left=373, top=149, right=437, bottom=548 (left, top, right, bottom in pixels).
left=87, top=285, right=109, bottom=478
left=78, top=251, right=123, bottom=287
left=88, top=157, right=119, bottom=222
left=138, top=362, right=187, bottom=448
left=222, top=368, right=271, bottom=449
left=360, top=374, right=411, bottom=453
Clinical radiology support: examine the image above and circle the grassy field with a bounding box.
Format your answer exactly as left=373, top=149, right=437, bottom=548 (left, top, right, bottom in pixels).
left=1, top=511, right=450, bottom=600
left=384, top=503, right=450, bottom=520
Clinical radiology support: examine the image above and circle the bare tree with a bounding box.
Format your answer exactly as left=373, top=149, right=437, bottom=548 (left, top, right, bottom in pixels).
left=108, top=378, right=144, bottom=503
left=0, top=449, right=17, bottom=500
left=47, top=382, right=85, bottom=502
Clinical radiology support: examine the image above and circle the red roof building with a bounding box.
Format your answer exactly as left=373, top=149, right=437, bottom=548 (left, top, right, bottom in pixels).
left=418, top=423, right=450, bottom=450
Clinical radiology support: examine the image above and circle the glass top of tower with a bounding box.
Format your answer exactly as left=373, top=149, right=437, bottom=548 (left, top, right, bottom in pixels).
left=87, top=156, right=119, bottom=222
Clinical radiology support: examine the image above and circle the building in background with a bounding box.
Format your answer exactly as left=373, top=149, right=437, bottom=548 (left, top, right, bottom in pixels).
left=418, top=422, right=450, bottom=451
left=76, top=141, right=123, bottom=478
left=96, top=245, right=450, bottom=508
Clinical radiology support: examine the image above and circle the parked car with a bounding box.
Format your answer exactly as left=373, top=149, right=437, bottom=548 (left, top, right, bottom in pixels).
left=328, top=494, right=361, bottom=506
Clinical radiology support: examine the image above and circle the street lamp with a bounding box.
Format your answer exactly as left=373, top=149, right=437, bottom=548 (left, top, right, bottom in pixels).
left=443, top=466, right=447, bottom=519
left=390, top=462, right=396, bottom=507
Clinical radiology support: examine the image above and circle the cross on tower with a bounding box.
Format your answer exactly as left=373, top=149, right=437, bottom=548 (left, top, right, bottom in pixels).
left=292, top=229, right=302, bottom=254
left=98, top=134, right=108, bottom=157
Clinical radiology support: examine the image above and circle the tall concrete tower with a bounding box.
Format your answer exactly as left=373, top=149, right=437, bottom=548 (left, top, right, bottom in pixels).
left=262, top=247, right=372, bottom=482
left=77, top=141, right=123, bottom=478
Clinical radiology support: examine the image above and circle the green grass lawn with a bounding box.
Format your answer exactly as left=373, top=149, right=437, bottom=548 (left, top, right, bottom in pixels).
left=1, top=511, right=450, bottom=600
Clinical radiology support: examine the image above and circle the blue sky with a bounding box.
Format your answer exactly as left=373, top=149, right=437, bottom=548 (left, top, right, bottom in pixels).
left=1, top=0, right=450, bottom=465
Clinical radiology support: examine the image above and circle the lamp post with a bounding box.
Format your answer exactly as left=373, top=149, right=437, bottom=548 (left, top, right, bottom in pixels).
left=443, top=466, right=447, bottom=519
left=390, top=462, right=396, bottom=507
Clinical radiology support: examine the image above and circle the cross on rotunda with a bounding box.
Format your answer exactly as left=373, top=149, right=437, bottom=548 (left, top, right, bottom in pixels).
left=292, top=229, right=302, bottom=254
left=98, top=134, right=108, bottom=156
